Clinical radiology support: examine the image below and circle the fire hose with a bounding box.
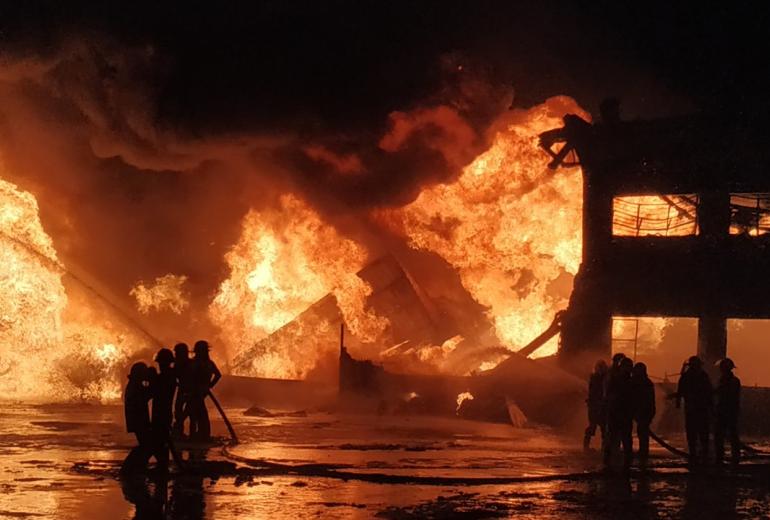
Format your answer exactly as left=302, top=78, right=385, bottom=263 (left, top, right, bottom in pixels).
left=208, top=390, right=239, bottom=445
left=649, top=430, right=689, bottom=459
left=648, top=431, right=770, bottom=460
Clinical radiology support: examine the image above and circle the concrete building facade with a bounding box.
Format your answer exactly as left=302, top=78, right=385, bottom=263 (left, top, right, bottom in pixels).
left=541, top=112, right=770, bottom=370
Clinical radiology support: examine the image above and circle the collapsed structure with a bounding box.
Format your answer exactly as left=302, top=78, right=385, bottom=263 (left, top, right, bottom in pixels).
left=232, top=105, right=770, bottom=426
left=231, top=255, right=447, bottom=377
left=541, top=109, right=770, bottom=370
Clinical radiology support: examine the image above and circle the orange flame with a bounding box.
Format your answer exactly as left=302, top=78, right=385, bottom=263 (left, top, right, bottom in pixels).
left=130, top=274, right=190, bottom=314
left=378, top=96, right=589, bottom=357
left=1, top=95, right=597, bottom=393
left=209, top=194, right=388, bottom=377
left=0, top=174, right=151, bottom=401
left=213, top=97, right=590, bottom=377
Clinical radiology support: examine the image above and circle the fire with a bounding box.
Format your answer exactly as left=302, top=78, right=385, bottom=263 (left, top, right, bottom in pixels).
left=0, top=174, right=151, bottom=402
left=379, top=96, right=589, bottom=357
left=612, top=317, right=671, bottom=358
left=210, top=194, right=388, bottom=378
left=0, top=95, right=595, bottom=393
left=216, top=97, right=590, bottom=378
left=130, top=274, right=190, bottom=314
left=613, top=195, right=698, bottom=236
left=0, top=177, right=67, bottom=399
left=456, top=391, right=474, bottom=414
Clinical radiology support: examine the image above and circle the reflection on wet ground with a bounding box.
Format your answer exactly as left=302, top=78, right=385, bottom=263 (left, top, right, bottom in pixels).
left=1, top=404, right=770, bottom=518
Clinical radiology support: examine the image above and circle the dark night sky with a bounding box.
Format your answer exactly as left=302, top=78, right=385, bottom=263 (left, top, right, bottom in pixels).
left=3, top=0, right=770, bottom=132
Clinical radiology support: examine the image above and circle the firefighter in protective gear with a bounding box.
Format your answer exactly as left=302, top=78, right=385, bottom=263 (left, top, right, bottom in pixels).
left=675, top=356, right=713, bottom=464
left=172, top=343, right=192, bottom=437
left=150, top=348, right=177, bottom=469
left=188, top=340, right=222, bottom=441
left=120, top=362, right=152, bottom=474
left=630, top=362, right=655, bottom=467
left=603, top=357, right=634, bottom=470
left=584, top=359, right=608, bottom=450
left=714, top=358, right=741, bottom=464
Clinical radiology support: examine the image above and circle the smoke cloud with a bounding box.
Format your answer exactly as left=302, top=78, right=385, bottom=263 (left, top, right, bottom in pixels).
left=0, top=29, right=514, bottom=346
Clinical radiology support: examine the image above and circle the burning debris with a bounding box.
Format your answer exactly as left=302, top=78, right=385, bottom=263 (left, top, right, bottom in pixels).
left=0, top=24, right=612, bottom=392
left=0, top=90, right=605, bottom=401
left=225, top=96, right=593, bottom=381
left=230, top=255, right=440, bottom=379
left=338, top=330, right=585, bottom=427
left=455, top=391, right=474, bottom=414
left=210, top=194, right=390, bottom=378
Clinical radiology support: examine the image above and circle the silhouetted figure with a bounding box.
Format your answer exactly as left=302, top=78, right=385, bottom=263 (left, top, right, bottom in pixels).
left=630, top=362, right=656, bottom=467
left=714, top=358, right=741, bottom=465
left=675, top=356, right=713, bottom=465
left=150, top=348, right=177, bottom=470
left=603, top=352, right=627, bottom=409
left=603, top=356, right=634, bottom=471
left=173, top=343, right=192, bottom=438
left=610, top=352, right=626, bottom=371
left=584, top=359, right=608, bottom=451
left=188, top=340, right=222, bottom=441
left=121, top=362, right=152, bottom=475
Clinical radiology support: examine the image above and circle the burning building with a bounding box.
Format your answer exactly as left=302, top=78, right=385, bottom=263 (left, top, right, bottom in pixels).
left=222, top=97, right=589, bottom=382
left=543, top=109, right=770, bottom=371
left=0, top=93, right=590, bottom=402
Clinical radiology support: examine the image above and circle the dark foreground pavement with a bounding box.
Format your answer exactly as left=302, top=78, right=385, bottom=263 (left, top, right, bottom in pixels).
left=2, top=404, right=770, bottom=519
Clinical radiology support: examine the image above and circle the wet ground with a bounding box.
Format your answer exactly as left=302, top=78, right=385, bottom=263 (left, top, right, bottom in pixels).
left=1, top=404, right=770, bottom=519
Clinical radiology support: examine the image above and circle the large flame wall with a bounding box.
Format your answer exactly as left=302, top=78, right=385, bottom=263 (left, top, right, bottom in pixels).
left=0, top=96, right=597, bottom=397
left=0, top=174, right=151, bottom=401
left=379, top=97, right=587, bottom=357
left=210, top=96, right=590, bottom=377
left=209, top=194, right=388, bottom=378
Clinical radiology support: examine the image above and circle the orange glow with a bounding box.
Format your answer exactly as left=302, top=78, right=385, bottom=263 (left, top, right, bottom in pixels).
left=729, top=194, right=770, bottom=236
left=130, top=274, right=190, bottom=314
left=0, top=175, right=150, bottom=402
left=213, top=97, right=590, bottom=377
left=4, top=96, right=596, bottom=391
left=611, top=316, right=671, bottom=358
left=209, top=194, right=388, bottom=378
left=378, top=96, right=589, bottom=357
left=0, top=176, right=67, bottom=399
left=613, top=195, right=698, bottom=236
left=455, top=391, right=474, bottom=414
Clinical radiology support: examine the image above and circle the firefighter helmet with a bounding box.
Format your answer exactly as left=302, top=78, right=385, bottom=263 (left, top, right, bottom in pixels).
left=155, top=348, right=174, bottom=364
left=718, top=358, right=736, bottom=371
